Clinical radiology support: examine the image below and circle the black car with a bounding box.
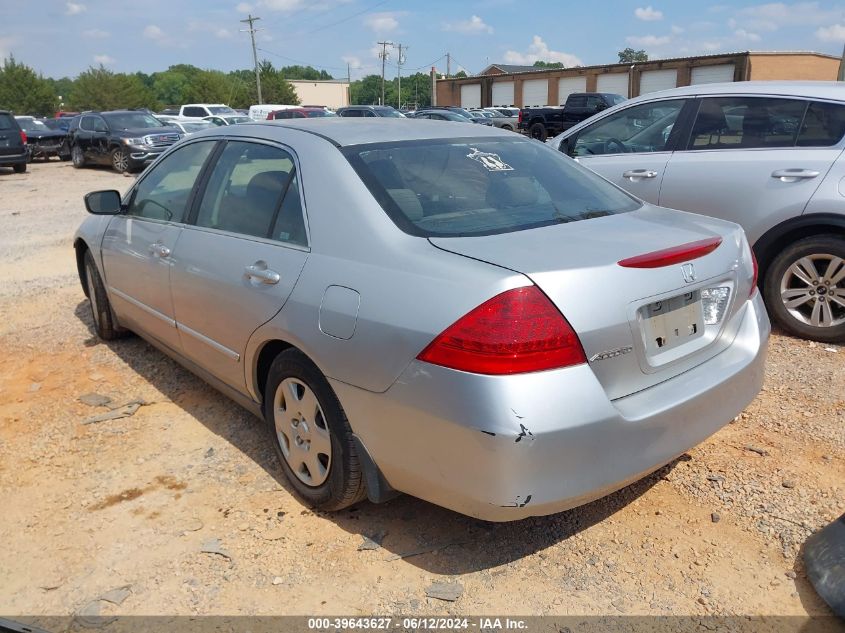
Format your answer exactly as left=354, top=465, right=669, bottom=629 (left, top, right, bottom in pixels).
left=518, top=92, right=626, bottom=141
left=335, top=105, right=405, bottom=118
left=425, top=106, right=492, bottom=125
left=15, top=116, right=69, bottom=161
left=67, top=110, right=183, bottom=173
left=0, top=111, right=27, bottom=173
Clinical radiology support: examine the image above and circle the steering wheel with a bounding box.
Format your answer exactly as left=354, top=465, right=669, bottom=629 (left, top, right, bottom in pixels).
left=603, top=138, right=628, bottom=154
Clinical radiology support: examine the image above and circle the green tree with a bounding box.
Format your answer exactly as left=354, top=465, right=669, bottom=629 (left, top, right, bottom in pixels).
left=618, top=48, right=648, bottom=63
left=182, top=69, right=232, bottom=104
left=0, top=56, right=58, bottom=116
left=532, top=60, right=564, bottom=69
left=68, top=66, right=154, bottom=111
left=348, top=74, right=384, bottom=105
left=45, top=76, right=74, bottom=106
left=225, top=62, right=299, bottom=107
left=454, top=70, right=468, bottom=78
left=278, top=65, right=333, bottom=80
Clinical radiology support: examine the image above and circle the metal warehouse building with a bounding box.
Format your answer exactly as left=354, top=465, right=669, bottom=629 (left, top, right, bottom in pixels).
left=434, top=51, right=841, bottom=109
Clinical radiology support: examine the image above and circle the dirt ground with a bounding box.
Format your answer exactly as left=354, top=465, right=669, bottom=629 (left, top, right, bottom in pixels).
left=0, top=161, right=843, bottom=618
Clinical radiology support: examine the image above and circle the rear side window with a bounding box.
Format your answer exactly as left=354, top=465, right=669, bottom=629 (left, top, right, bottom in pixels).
left=567, top=95, right=586, bottom=108
left=797, top=101, right=845, bottom=147
left=194, top=141, right=306, bottom=245
left=344, top=137, right=640, bottom=237
left=689, top=97, right=807, bottom=150
left=0, top=114, right=16, bottom=130
left=126, top=141, right=216, bottom=222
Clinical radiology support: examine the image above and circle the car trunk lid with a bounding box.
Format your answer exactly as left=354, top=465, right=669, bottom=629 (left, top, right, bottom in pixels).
left=429, top=206, right=753, bottom=399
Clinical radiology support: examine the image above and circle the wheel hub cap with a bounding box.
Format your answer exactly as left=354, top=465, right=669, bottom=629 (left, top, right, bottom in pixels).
left=272, top=377, right=331, bottom=487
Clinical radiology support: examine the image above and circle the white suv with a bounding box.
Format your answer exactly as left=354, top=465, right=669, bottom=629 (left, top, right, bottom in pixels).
left=549, top=81, right=845, bottom=342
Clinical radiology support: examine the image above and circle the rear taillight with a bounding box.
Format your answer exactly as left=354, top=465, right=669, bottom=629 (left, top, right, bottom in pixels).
left=750, top=250, right=758, bottom=297
left=20, top=131, right=26, bottom=144
left=416, top=286, right=586, bottom=375
left=618, top=237, right=722, bottom=269
left=518, top=110, right=523, bottom=124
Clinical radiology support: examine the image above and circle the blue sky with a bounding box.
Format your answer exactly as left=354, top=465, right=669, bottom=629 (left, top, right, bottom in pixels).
left=2, top=0, right=844, bottom=80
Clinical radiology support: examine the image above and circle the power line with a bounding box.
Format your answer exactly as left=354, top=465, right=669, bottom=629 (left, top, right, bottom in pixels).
left=240, top=14, right=263, bottom=104
left=257, top=47, right=379, bottom=74
left=303, top=0, right=392, bottom=36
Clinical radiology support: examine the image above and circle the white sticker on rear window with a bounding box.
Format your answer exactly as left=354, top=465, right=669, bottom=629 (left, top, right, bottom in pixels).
left=466, top=147, right=513, bottom=172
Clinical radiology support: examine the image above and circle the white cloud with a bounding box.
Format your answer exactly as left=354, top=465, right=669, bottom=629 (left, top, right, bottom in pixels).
left=736, top=2, right=842, bottom=32
left=83, top=28, right=110, bottom=39
left=143, top=25, right=165, bottom=40
left=215, top=28, right=233, bottom=38
left=0, top=36, right=17, bottom=60
left=816, top=23, right=845, bottom=41
left=261, top=0, right=303, bottom=9
left=189, top=21, right=234, bottom=39
left=670, top=25, right=684, bottom=34
left=625, top=34, right=672, bottom=46
left=734, top=28, right=761, bottom=41
left=93, top=54, right=115, bottom=65
left=443, top=15, right=493, bottom=34
left=503, top=36, right=582, bottom=66
left=65, top=2, right=86, bottom=15
left=342, top=55, right=361, bottom=68
left=635, top=6, right=663, bottom=21
left=364, top=12, right=399, bottom=33
left=236, top=2, right=253, bottom=11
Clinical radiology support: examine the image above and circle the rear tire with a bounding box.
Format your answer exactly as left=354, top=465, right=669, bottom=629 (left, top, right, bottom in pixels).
left=83, top=250, right=129, bottom=341
left=264, top=349, right=367, bottom=511
left=763, top=235, right=845, bottom=343
left=13, top=162, right=26, bottom=173
left=528, top=122, right=547, bottom=141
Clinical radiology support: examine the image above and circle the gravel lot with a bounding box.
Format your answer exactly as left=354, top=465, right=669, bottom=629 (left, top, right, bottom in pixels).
left=0, top=161, right=843, bottom=618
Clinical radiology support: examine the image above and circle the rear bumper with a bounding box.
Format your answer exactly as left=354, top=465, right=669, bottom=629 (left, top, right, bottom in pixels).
left=332, top=292, right=769, bottom=522
left=0, top=151, right=27, bottom=166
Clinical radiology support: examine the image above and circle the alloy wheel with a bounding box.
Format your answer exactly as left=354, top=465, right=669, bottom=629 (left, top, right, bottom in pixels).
left=112, top=150, right=129, bottom=173
left=273, top=377, right=332, bottom=486
left=779, top=254, right=845, bottom=328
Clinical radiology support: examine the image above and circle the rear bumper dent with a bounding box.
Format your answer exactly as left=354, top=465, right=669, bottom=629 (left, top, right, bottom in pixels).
left=333, top=293, right=769, bottom=522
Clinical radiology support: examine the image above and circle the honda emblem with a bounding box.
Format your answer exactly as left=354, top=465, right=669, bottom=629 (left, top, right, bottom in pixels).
left=681, top=263, right=696, bottom=283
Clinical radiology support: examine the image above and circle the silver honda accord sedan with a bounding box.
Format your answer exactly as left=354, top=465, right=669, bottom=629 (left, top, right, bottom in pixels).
left=74, top=119, right=769, bottom=521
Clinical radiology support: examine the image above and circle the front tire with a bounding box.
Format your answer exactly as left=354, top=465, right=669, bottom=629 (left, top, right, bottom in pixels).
left=83, top=250, right=128, bottom=341
left=111, top=147, right=130, bottom=173
left=763, top=236, right=845, bottom=343
left=264, top=349, right=366, bottom=511
left=71, top=145, right=86, bottom=169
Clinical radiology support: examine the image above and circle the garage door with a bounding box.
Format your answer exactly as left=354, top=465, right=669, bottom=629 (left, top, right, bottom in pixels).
left=597, top=73, right=629, bottom=98
left=491, top=81, right=514, bottom=107
left=522, top=79, right=548, bottom=107
left=460, top=83, right=481, bottom=109
left=639, top=69, right=677, bottom=95
left=690, top=64, right=736, bottom=85
left=557, top=77, right=586, bottom=105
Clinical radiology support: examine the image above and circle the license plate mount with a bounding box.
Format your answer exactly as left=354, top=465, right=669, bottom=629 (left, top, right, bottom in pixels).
left=640, top=290, right=704, bottom=355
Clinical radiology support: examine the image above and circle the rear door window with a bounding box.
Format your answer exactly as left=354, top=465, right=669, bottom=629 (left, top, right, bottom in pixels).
left=183, top=107, right=207, bottom=117
left=688, top=97, right=807, bottom=149
left=797, top=101, right=845, bottom=147
left=194, top=141, right=306, bottom=244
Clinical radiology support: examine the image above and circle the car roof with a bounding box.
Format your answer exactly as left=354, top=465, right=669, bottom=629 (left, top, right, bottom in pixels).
left=632, top=80, right=845, bottom=103
left=229, top=118, right=512, bottom=147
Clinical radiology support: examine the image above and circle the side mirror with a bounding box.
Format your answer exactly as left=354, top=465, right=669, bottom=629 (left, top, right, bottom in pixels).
left=85, top=190, right=122, bottom=215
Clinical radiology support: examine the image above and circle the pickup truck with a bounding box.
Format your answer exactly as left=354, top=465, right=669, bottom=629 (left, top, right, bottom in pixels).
left=518, top=92, right=625, bottom=141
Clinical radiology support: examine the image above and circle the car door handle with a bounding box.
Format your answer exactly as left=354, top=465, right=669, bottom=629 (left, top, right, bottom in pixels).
left=245, top=265, right=280, bottom=285
left=148, top=243, right=171, bottom=257
left=771, top=169, right=820, bottom=182
left=622, top=170, right=658, bottom=180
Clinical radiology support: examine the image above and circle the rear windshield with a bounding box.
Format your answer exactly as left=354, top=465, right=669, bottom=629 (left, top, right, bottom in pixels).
left=0, top=114, right=16, bottom=130
left=344, top=137, right=641, bottom=237
left=306, top=110, right=336, bottom=117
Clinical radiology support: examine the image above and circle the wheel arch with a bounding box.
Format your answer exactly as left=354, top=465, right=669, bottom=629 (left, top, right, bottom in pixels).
left=253, top=338, right=296, bottom=404
left=74, top=237, right=91, bottom=297
left=754, top=213, right=845, bottom=284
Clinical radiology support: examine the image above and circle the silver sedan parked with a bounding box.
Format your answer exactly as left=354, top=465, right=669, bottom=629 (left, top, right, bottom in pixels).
left=548, top=81, right=845, bottom=342
left=74, top=119, right=768, bottom=521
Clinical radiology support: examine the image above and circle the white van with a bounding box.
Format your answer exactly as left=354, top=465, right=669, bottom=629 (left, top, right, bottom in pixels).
left=248, top=104, right=298, bottom=121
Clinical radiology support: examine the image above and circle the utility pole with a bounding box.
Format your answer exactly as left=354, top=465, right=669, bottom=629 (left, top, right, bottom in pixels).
left=240, top=14, right=263, bottom=104
left=378, top=40, right=393, bottom=106
left=431, top=66, right=437, bottom=106
left=347, top=63, right=351, bottom=106
left=446, top=52, right=451, bottom=78
left=396, top=43, right=407, bottom=109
